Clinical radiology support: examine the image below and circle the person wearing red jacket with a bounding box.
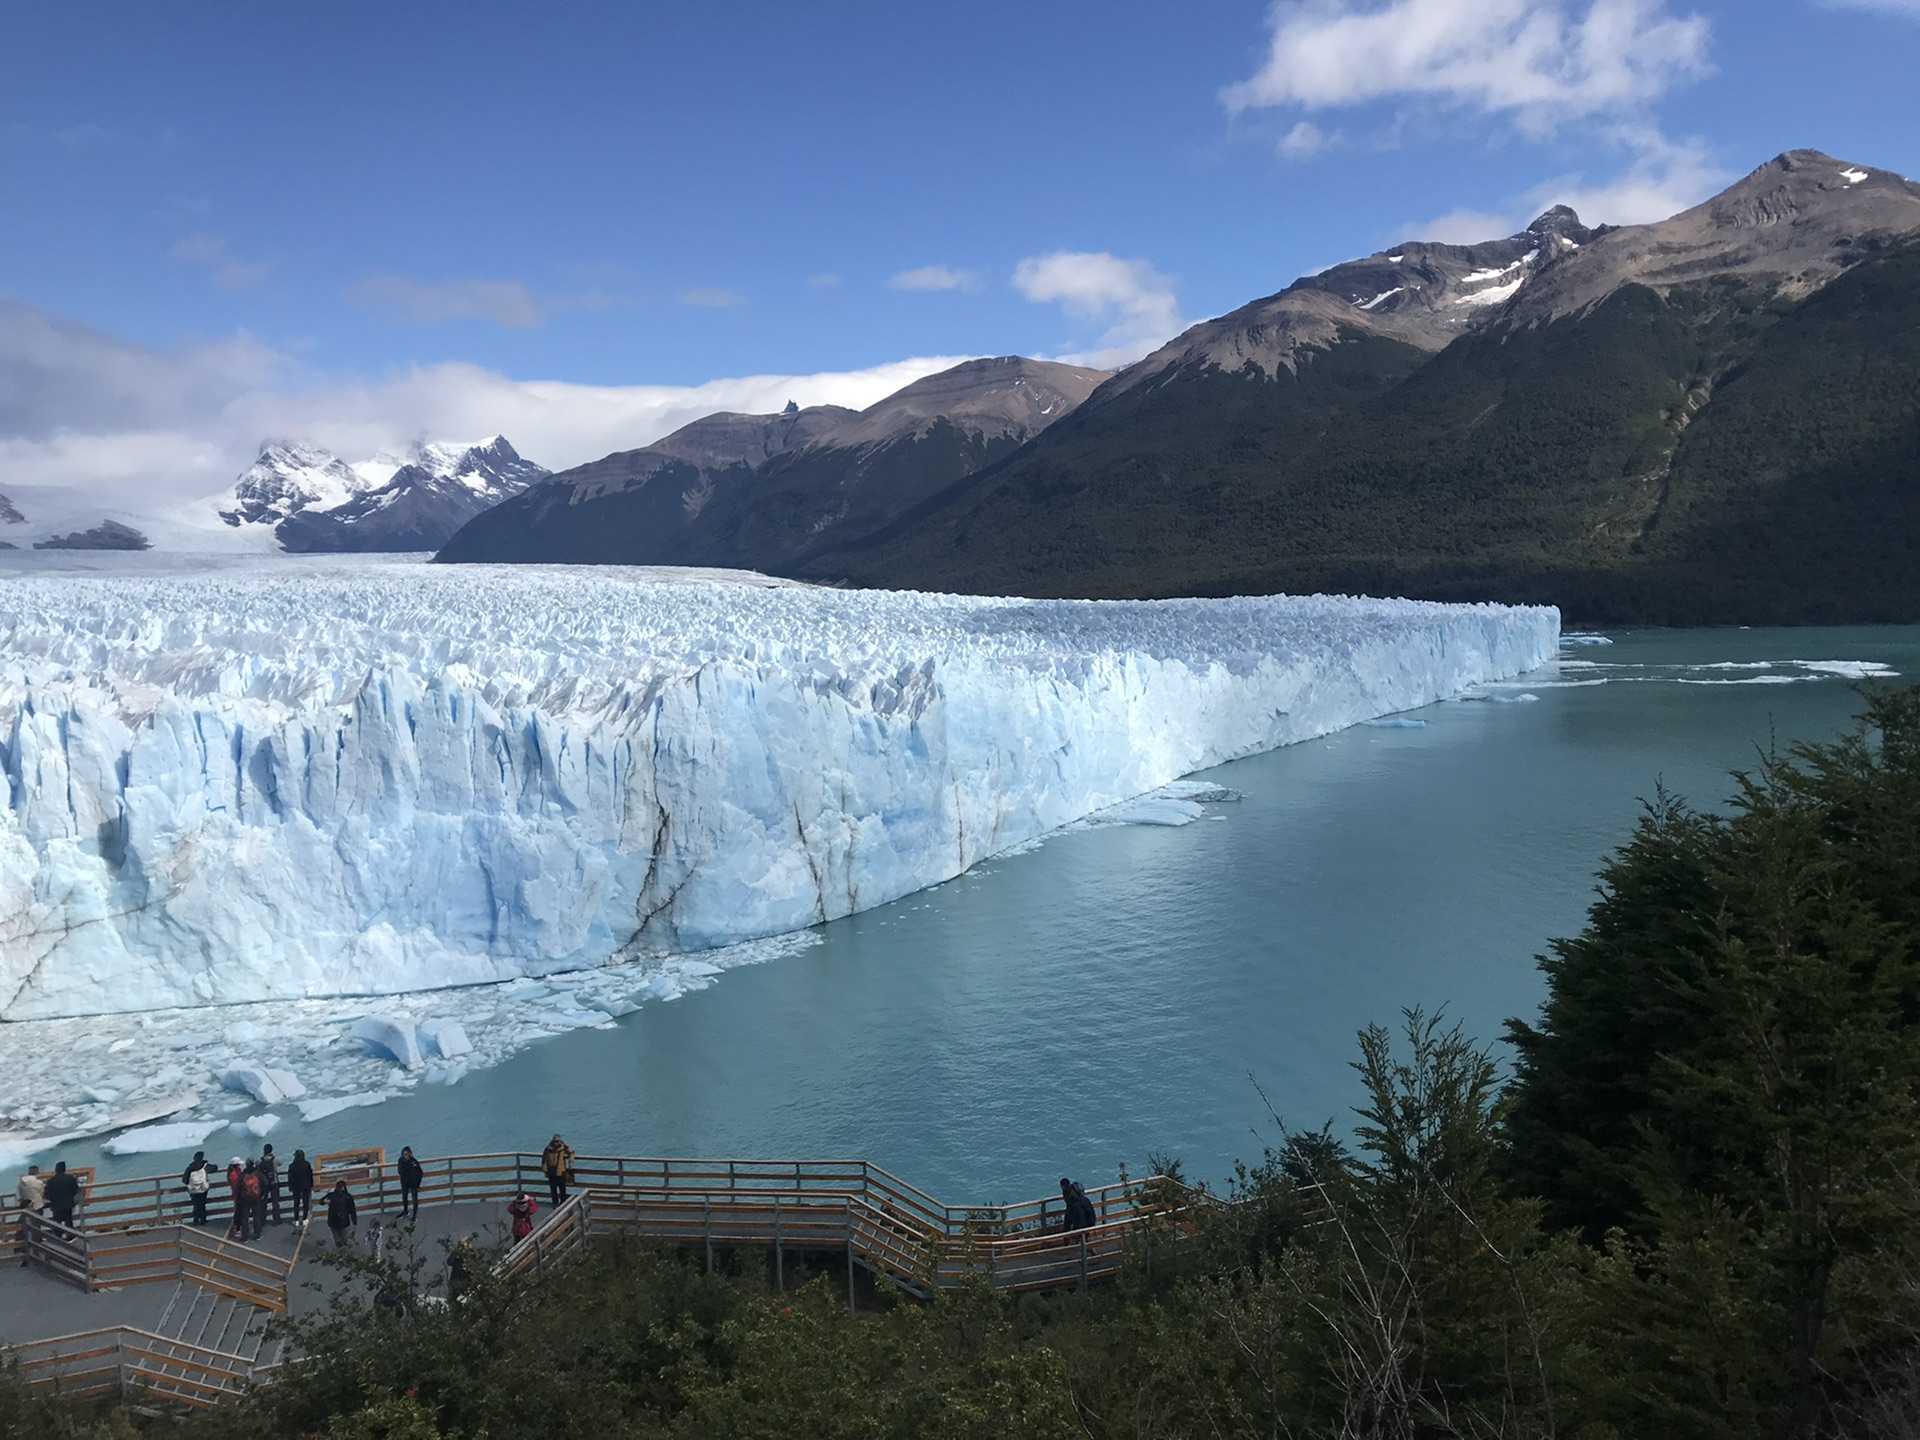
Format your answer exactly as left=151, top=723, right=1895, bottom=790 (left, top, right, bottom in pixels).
left=507, top=1190, right=537, bottom=1242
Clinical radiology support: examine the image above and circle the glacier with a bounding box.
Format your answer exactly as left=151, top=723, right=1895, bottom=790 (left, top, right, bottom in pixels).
left=0, top=559, right=1558, bottom=1021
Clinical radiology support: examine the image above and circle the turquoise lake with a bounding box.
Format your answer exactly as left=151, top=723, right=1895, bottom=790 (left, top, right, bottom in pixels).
left=66, top=626, right=1920, bottom=1205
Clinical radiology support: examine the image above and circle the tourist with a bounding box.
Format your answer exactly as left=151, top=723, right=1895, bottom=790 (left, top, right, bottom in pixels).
left=43, top=1162, right=81, bottom=1229
left=14, top=1165, right=46, bottom=1263
left=446, top=1238, right=473, bottom=1302
left=1060, top=1177, right=1095, bottom=1233
left=181, top=1151, right=214, bottom=1226
left=540, top=1134, right=575, bottom=1207
left=396, top=1145, right=424, bottom=1220
left=508, top=1189, right=537, bottom=1242
left=287, top=1149, right=314, bottom=1224
left=259, top=1143, right=282, bottom=1226
left=366, top=1215, right=385, bottom=1261
left=326, top=1180, right=357, bottom=1249
left=239, top=1160, right=265, bottom=1241
left=226, top=1155, right=245, bottom=1226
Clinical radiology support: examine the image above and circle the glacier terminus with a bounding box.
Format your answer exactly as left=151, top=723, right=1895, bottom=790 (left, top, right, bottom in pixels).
left=0, top=558, right=1557, bottom=1021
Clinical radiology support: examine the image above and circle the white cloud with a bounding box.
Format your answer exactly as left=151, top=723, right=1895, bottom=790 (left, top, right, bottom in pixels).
left=1278, top=120, right=1337, bottom=159
left=1223, top=0, right=1711, bottom=137
left=347, top=275, right=549, bottom=329
left=1399, top=126, right=1728, bottom=238
left=807, top=273, right=843, bottom=289
left=888, top=265, right=982, bottom=293
left=170, top=233, right=272, bottom=292
left=1406, top=207, right=1523, bottom=243
left=1012, top=252, right=1184, bottom=368
left=677, top=287, right=748, bottom=309
left=1526, top=126, right=1727, bottom=222
left=0, top=294, right=971, bottom=504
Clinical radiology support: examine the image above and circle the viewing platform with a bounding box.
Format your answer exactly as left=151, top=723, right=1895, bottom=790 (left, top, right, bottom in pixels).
left=2, top=1148, right=1202, bottom=1408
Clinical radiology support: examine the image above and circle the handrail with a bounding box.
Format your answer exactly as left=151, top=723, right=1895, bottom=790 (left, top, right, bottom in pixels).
left=5, top=1324, right=271, bottom=1408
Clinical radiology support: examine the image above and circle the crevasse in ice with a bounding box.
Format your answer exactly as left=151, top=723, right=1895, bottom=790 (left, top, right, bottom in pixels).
left=0, top=563, right=1558, bottom=1018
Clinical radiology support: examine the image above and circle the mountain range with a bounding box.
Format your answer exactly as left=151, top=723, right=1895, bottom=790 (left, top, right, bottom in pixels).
left=223, top=435, right=548, bottom=552
left=439, top=150, right=1920, bottom=625
left=435, top=356, right=1106, bottom=569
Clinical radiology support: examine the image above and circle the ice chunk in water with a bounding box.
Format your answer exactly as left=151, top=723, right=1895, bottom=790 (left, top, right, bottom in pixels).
left=102, top=1119, right=227, bottom=1156
left=349, top=1016, right=423, bottom=1069
left=417, top=1019, right=473, bottom=1059
left=218, top=1066, right=306, bottom=1104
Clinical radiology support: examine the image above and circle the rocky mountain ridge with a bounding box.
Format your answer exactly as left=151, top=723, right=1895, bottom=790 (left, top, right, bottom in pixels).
left=437, top=356, right=1106, bottom=568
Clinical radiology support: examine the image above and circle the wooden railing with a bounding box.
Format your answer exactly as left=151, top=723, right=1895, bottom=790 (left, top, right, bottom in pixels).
left=8, top=1150, right=1203, bottom=1289
left=6, top=1325, right=270, bottom=1407
left=16, top=1212, right=292, bottom=1312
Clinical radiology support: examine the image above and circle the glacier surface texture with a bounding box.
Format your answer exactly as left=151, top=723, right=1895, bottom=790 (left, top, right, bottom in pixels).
left=0, top=562, right=1558, bottom=1018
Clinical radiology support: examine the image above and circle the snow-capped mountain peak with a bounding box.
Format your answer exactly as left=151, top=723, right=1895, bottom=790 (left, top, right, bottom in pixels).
left=218, top=435, right=549, bottom=552
left=221, top=441, right=376, bottom=527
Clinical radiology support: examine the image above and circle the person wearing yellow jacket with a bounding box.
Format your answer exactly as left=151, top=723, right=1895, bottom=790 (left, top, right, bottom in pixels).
left=540, top=1134, right=575, bottom=1207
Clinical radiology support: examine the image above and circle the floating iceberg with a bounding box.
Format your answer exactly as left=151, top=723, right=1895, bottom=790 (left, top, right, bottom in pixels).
left=218, top=1066, right=305, bottom=1105
left=102, top=1119, right=227, bottom=1156
left=0, top=562, right=1557, bottom=1019
left=350, top=1016, right=424, bottom=1069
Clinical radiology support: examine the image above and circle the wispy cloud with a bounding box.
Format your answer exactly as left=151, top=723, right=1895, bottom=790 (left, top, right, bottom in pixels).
left=0, top=293, right=971, bottom=501
left=347, top=275, right=549, bottom=329
left=1818, top=0, right=1920, bottom=14
left=1400, top=125, right=1728, bottom=238
left=888, top=265, right=982, bottom=293
left=170, top=233, right=273, bottom=292
left=807, top=273, right=842, bottom=290
left=1012, top=251, right=1183, bottom=368
left=1278, top=120, right=1339, bottom=159
left=677, top=286, right=748, bottom=308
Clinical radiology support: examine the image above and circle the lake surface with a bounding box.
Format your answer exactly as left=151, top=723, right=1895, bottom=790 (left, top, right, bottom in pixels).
left=65, top=626, right=1918, bottom=1205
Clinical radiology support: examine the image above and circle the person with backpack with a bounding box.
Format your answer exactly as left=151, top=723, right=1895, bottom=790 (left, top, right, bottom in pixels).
left=225, top=1156, right=245, bottom=1227
left=181, top=1152, right=214, bottom=1226
left=44, top=1162, right=81, bottom=1228
left=287, top=1150, right=314, bottom=1224
left=15, top=1165, right=46, bottom=1262
left=326, top=1180, right=357, bottom=1249
left=239, top=1160, right=265, bottom=1241
left=396, top=1146, right=424, bottom=1220
left=540, top=1134, right=575, bottom=1207
left=259, top=1144, right=282, bottom=1226
left=1059, top=1177, right=1096, bottom=1233
left=507, top=1189, right=537, bottom=1242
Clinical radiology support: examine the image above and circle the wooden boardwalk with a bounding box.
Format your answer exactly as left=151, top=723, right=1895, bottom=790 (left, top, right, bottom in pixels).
left=3, top=1149, right=1205, bottom=1407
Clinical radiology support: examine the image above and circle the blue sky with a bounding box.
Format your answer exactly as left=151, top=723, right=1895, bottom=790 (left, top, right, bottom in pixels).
left=3, top=0, right=1918, bottom=493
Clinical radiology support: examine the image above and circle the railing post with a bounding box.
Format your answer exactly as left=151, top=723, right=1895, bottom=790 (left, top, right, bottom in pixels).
left=703, top=1198, right=713, bottom=1274
left=846, top=1204, right=857, bottom=1315
left=1079, top=1234, right=1089, bottom=1292
left=774, top=1197, right=783, bottom=1294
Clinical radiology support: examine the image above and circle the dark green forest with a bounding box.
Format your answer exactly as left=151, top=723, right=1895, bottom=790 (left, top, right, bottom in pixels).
left=9, top=687, right=1920, bottom=1438
left=812, top=245, right=1920, bottom=626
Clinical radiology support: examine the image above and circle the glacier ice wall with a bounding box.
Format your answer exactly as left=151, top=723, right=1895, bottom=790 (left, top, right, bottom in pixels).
left=0, top=562, right=1557, bottom=1018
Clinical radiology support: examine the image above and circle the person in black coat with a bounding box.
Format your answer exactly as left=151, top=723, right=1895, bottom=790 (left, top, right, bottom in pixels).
left=259, top=1144, right=282, bottom=1225
left=43, top=1163, right=81, bottom=1228
left=325, top=1181, right=357, bottom=1249
left=396, top=1146, right=424, bottom=1220
left=287, top=1150, right=315, bottom=1224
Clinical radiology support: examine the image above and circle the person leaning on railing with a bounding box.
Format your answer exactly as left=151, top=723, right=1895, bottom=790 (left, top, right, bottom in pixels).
left=15, top=1165, right=47, bottom=1261
left=43, top=1162, right=81, bottom=1229
left=540, top=1134, right=575, bottom=1207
